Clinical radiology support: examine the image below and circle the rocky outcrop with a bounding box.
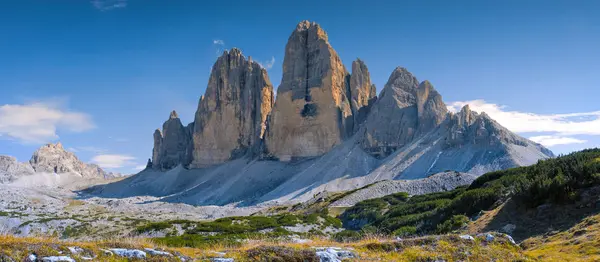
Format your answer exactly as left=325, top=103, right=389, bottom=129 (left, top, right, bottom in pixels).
left=152, top=111, right=192, bottom=170
left=359, top=67, right=448, bottom=158
left=444, top=105, right=552, bottom=157
left=0, top=156, right=34, bottom=183
left=264, top=21, right=354, bottom=161
left=416, top=80, right=447, bottom=132
left=349, top=59, right=377, bottom=131
left=29, top=142, right=116, bottom=179
left=190, top=48, right=274, bottom=167
left=359, top=67, right=420, bottom=158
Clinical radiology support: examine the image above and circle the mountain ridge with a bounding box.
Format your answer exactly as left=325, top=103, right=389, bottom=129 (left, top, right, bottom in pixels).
left=90, top=20, right=554, bottom=207
left=0, top=142, right=119, bottom=184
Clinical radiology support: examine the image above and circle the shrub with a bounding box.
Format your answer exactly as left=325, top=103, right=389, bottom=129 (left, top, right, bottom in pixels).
left=393, top=226, right=417, bottom=237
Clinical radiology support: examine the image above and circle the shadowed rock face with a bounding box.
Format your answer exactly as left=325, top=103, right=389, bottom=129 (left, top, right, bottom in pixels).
left=359, top=67, right=421, bottom=158
left=359, top=68, right=449, bottom=158
left=350, top=59, right=377, bottom=132
left=190, top=48, right=274, bottom=167
left=152, top=111, right=192, bottom=170
left=264, top=21, right=354, bottom=161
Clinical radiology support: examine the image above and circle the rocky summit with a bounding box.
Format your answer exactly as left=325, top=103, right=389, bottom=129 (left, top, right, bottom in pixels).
left=129, top=20, right=554, bottom=206
left=264, top=21, right=355, bottom=161
left=151, top=48, right=274, bottom=169
left=0, top=142, right=117, bottom=184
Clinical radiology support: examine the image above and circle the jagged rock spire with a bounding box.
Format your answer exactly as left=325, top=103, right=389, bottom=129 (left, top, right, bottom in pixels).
left=264, top=20, right=354, bottom=161
left=189, top=48, right=274, bottom=167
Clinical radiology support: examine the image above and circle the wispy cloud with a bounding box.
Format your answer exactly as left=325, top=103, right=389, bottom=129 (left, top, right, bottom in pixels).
left=529, top=136, right=587, bottom=147
left=0, top=100, right=95, bottom=144
left=91, top=0, right=127, bottom=11
left=258, top=56, right=276, bottom=70
left=133, top=164, right=147, bottom=171
left=447, top=99, right=600, bottom=147
left=91, top=154, right=135, bottom=169
left=69, top=146, right=108, bottom=154
left=213, top=39, right=225, bottom=56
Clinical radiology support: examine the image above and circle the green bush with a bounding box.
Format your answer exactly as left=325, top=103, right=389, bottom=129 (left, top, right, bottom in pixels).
left=436, top=215, right=469, bottom=234
left=393, top=226, right=417, bottom=237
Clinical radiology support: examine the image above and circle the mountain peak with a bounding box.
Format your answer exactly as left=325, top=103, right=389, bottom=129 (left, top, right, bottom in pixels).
left=169, top=110, right=179, bottom=120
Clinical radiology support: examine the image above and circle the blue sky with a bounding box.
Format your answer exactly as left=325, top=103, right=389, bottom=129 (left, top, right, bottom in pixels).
left=0, top=0, right=599, bottom=173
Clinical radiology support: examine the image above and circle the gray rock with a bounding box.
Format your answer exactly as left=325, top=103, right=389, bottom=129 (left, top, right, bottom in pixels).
left=349, top=58, right=377, bottom=131
left=359, top=67, right=422, bottom=158
left=152, top=111, right=193, bottom=170
left=0, top=156, right=34, bottom=183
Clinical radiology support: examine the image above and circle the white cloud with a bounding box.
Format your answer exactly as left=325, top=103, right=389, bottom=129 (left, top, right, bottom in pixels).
left=71, top=146, right=107, bottom=154
left=0, top=101, right=95, bottom=144
left=529, top=136, right=587, bottom=147
left=212, top=40, right=226, bottom=56
left=447, top=99, right=600, bottom=147
left=258, top=56, right=276, bottom=70
left=91, top=154, right=135, bottom=169
left=134, top=165, right=147, bottom=171
left=91, top=0, right=127, bottom=11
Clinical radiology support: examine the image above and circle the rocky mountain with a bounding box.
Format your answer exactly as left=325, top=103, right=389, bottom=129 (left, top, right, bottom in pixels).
left=264, top=21, right=356, bottom=161
left=151, top=48, right=274, bottom=169
left=0, top=142, right=118, bottom=184
left=110, top=20, right=554, bottom=207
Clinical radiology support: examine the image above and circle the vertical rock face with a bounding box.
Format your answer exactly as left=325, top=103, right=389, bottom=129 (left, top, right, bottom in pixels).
left=416, top=80, right=447, bottom=132
left=190, top=48, right=274, bottom=167
left=264, top=21, right=354, bottom=161
left=360, top=67, right=420, bottom=158
left=360, top=68, right=448, bottom=158
left=349, top=59, right=377, bottom=131
left=152, top=111, right=192, bottom=170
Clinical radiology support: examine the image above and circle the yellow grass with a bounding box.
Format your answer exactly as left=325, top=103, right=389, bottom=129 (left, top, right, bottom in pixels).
left=523, top=214, right=600, bottom=262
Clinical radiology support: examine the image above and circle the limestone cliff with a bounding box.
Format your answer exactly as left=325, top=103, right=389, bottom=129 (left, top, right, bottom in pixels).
left=264, top=21, right=354, bottom=161
left=190, top=48, right=274, bottom=167
left=152, top=111, right=192, bottom=170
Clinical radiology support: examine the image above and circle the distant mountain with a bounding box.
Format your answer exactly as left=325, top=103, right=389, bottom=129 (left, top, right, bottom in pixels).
left=86, top=20, right=553, bottom=207
left=0, top=142, right=119, bottom=184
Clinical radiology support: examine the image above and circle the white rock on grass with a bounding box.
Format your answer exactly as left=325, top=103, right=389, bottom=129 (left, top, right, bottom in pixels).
left=211, top=258, right=234, bottom=262
left=144, top=248, right=172, bottom=256
left=460, top=235, right=475, bottom=241
left=27, top=254, right=37, bottom=262
left=485, top=233, right=495, bottom=242
left=41, top=256, right=76, bottom=262
left=315, top=247, right=356, bottom=262
left=109, top=248, right=146, bottom=259
left=67, top=247, right=84, bottom=254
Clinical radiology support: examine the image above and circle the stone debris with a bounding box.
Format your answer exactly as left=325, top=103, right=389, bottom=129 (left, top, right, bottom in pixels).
left=109, top=248, right=147, bottom=259
left=460, top=234, right=475, bottom=241
left=41, top=256, right=76, bottom=262
left=144, top=248, right=173, bottom=256
left=315, top=247, right=356, bottom=262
